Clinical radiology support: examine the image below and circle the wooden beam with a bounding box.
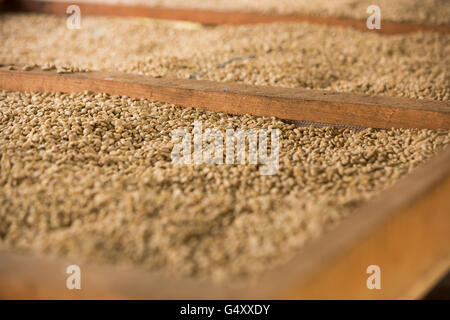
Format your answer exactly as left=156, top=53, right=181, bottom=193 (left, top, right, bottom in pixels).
left=1, top=65, right=449, bottom=129
left=0, top=145, right=449, bottom=299
left=275, top=146, right=450, bottom=299
left=5, top=0, right=450, bottom=35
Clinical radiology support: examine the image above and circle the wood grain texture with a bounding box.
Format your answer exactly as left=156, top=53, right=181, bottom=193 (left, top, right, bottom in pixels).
left=1, top=65, right=449, bottom=129
left=274, top=146, right=450, bottom=299
left=424, top=270, right=450, bottom=299
left=5, top=0, right=450, bottom=34
left=0, top=146, right=449, bottom=299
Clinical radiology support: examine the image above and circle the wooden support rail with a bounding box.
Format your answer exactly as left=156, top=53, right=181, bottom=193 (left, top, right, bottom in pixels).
left=1, top=64, right=449, bottom=129
left=4, top=0, right=450, bottom=35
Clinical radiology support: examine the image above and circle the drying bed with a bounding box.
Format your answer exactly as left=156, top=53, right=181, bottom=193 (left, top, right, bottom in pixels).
left=0, top=6, right=449, bottom=300
left=0, top=90, right=448, bottom=283
left=1, top=14, right=449, bottom=101
left=48, top=0, right=450, bottom=25
left=0, top=88, right=448, bottom=299
left=6, top=0, right=450, bottom=34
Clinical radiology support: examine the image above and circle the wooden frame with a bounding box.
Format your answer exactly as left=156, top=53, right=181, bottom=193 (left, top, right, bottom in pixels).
left=4, top=0, right=450, bottom=34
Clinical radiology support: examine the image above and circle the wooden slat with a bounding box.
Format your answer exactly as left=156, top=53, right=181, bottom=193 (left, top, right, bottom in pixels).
left=1, top=65, right=449, bottom=129
left=274, top=146, right=450, bottom=299
left=0, top=146, right=449, bottom=299
left=5, top=0, right=450, bottom=35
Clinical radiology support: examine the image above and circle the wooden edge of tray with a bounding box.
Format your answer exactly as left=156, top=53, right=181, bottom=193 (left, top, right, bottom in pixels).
left=1, top=65, right=449, bottom=130
left=267, top=145, right=450, bottom=299
left=3, top=0, right=450, bottom=34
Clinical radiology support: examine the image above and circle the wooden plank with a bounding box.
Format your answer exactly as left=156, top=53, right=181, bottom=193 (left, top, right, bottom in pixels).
left=424, top=270, right=450, bottom=299
left=272, top=146, right=450, bottom=299
left=1, top=65, right=449, bottom=129
left=0, top=145, right=449, bottom=299
left=5, top=0, right=450, bottom=35
left=402, top=255, right=449, bottom=299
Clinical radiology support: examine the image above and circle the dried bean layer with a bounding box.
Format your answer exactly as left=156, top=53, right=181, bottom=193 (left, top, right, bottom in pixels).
left=1, top=14, right=449, bottom=101
left=0, top=90, right=449, bottom=282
